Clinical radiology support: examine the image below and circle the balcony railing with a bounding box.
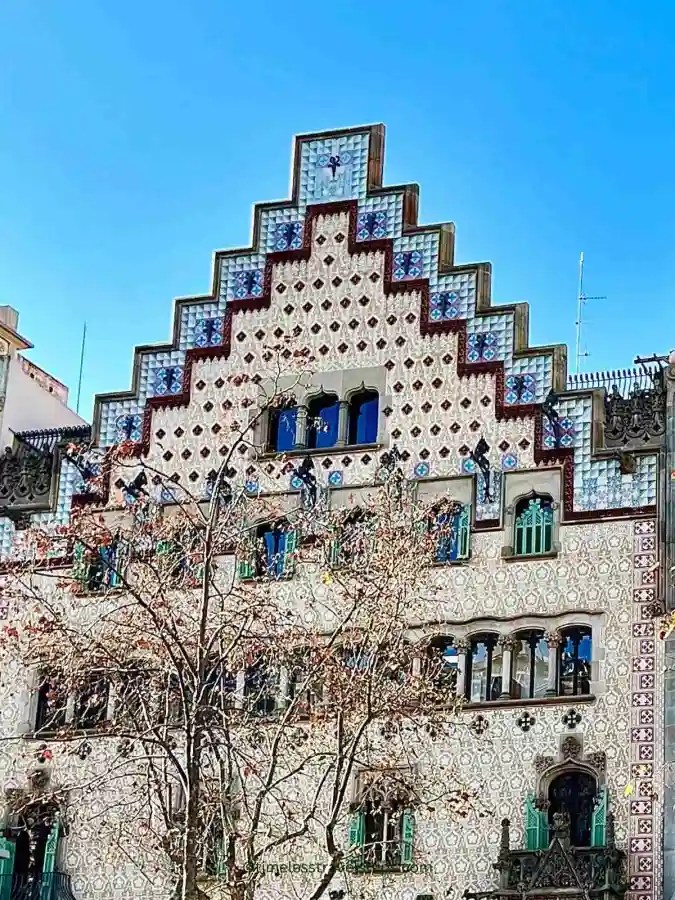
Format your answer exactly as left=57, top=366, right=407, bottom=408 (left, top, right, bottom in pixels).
left=0, top=872, right=77, bottom=900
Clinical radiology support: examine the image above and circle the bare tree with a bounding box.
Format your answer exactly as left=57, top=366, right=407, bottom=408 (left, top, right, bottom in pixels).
left=1, top=349, right=486, bottom=900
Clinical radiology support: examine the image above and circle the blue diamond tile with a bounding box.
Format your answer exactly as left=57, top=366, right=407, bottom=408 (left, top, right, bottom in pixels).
left=430, top=291, right=460, bottom=321
left=274, top=222, right=304, bottom=251
left=328, top=470, right=344, bottom=487
left=356, top=210, right=387, bottom=241
left=414, top=461, right=430, bottom=478
left=505, top=373, right=536, bottom=405
left=195, top=317, right=224, bottom=347
left=232, top=270, right=263, bottom=301
left=467, top=332, right=498, bottom=363
left=154, top=366, right=183, bottom=396
left=393, top=250, right=423, bottom=281
left=115, top=414, right=142, bottom=443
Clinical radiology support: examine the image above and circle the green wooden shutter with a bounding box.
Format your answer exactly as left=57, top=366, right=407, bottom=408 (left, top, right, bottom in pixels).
left=400, top=809, right=415, bottom=865
left=525, top=795, right=548, bottom=850
left=281, top=529, right=298, bottom=577
left=591, top=787, right=607, bottom=847
left=348, top=811, right=365, bottom=869
left=0, top=836, right=15, bottom=900
left=72, top=542, right=87, bottom=584
left=215, top=844, right=227, bottom=877
left=327, top=537, right=341, bottom=567
left=40, top=819, right=60, bottom=900
left=238, top=541, right=255, bottom=581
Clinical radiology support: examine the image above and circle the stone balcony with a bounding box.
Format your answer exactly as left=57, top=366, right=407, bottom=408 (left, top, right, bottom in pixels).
left=465, top=815, right=626, bottom=900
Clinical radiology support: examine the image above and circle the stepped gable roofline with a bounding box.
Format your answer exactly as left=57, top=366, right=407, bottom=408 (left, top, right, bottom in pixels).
left=91, top=123, right=565, bottom=440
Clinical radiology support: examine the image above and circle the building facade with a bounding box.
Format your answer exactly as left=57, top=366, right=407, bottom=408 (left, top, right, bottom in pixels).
left=0, top=126, right=671, bottom=900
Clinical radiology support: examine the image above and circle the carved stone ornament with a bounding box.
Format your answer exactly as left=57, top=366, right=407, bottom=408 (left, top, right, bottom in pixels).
left=560, top=735, right=583, bottom=760
left=586, top=751, right=607, bottom=773
left=533, top=754, right=555, bottom=774
left=604, top=375, right=666, bottom=447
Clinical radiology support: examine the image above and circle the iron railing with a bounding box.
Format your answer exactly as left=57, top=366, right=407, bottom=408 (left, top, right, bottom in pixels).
left=0, top=872, right=77, bottom=900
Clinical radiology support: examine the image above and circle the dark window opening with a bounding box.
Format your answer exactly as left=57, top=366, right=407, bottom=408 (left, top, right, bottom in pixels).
left=429, top=502, right=470, bottom=563
left=73, top=676, right=109, bottom=728
left=255, top=521, right=295, bottom=578
left=548, top=771, right=597, bottom=846
left=307, top=393, right=340, bottom=449
left=34, top=676, right=68, bottom=732
left=244, top=658, right=278, bottom=716
left=466, top=635, right=503, bottom=702
left=559, top=626, right=592, bottom=696
left=363, top=800, right=405, bottom=868
left=269, top=405, right=298, bottom=453
left=511, top=630, right=549, bottom=699
left=427, top=637, right=458, bottom=694
left=348, top=390, right=379, bottom=445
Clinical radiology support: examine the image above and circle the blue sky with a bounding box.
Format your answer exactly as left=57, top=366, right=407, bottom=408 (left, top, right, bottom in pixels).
left=1, top=0, right=673, bottom=418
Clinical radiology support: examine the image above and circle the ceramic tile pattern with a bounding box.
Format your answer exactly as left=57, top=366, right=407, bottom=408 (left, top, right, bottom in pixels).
left=0, top=126, right=664, bottom=900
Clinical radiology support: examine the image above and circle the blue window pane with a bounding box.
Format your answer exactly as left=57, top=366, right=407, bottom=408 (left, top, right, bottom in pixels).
left=272, top=407, right=298, bottom=452
left=348, top=392, right=379, bottom=445
left=578, top=635, right=592, bottom=662
left=309, top=399, right=340, bottom=449
left=434, top=511, right=461, bottom=562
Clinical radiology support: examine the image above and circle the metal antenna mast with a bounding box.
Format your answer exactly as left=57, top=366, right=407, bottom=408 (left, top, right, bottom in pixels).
left=574, top=252, right=606, bottom=374
left=76, top=321, right=87, bottom=415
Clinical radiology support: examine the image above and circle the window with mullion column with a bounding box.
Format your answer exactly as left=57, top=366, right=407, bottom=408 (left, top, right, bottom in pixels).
left=466, top=634, right=502, bottom=702
left=511, top=630, right=549, bottom=699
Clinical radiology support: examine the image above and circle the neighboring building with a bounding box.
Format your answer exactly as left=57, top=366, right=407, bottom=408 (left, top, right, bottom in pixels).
left=0, top=126, right=671, bottom=900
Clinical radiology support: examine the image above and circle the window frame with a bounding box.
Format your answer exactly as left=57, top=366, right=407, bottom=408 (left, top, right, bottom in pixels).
left=558, top=626, right=593, bottom=697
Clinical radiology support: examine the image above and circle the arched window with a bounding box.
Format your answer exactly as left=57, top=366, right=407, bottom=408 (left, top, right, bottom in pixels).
left=466, top=634, right=503, bottom=702
left=511, top=630, right=549, bottom=699
left=427, top=636, right=458, bottom=694
left=548, top=771, right=597, bottom=846
left=307, top=393, right=340, bottom=449
left=269, top=405, right=298, bottom=453
left=429, top=502, right=471, bottom=562
left=514, top=493, right=554, bottom=556
left=559, top=626, right=592, bottom=696
left=330, top=507, right=376, bottom=567
left=348, top=390, right=379, bottom=445
left=244, top=657, right=278, bottom=716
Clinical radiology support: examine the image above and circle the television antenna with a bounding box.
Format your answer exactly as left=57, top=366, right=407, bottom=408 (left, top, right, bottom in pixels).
left=575, top=252, right=606, bottom=374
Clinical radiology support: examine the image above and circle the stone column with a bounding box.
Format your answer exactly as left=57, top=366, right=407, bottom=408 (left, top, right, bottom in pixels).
left=455, top=640, right=469, bottom=698
left=411, top=655, right=422, bottom=678
left=278, top=666, right=289, bottom=706
left=545, top=631, right=563, bottom=697
left=336, top=401, right=350, bottom=447
left=498, top=636, right=516, bottom=699
left=294, top=406, right=308, bottom=451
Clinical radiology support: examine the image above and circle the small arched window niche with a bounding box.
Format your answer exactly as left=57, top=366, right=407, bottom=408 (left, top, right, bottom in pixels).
left=348, top=389, right=379, bottom=445
left=559, top=625, right=592, bottom=696
left=327, top=506, right=376, bottom=569
left=307, top=392, right=340, bottom=449
left=466, top=634, right=503, bottom=703
left=511, top=629, right=549, bottom=700
left=262, top=371, right=385, bottom=456
left=238, top=520, right=298, bottom=581
left=426, top=636, right=459, bottom=696
left=514, top=493, right=554, bottom=556
left=526, top=766, right=608, bottom=850
left=268, top=403, right=299, bottom=453
left=428, top=501, right=471, bottom=564
left=501, top=473, right=563, bottom=561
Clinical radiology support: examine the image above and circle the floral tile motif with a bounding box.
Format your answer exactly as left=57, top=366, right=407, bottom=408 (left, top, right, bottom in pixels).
left=393, top=250, right=423, bottom=281
left=414, top=461, right=430, bottom=478
left=501, top=452, right=518, bottom=471
left=328, top=470, right=344, bottom=487
left=542, top=416, right=576, bottom=449
left=274, top=222, right=304, bottom=252
left=115, top=414, right=142, bottom=443
left=356, top=210, right=387, bottom=241
left=195, top=317, right=224, bottom=347
left=153, top=366, right=183, bottom=396
left=233, top=269, right=263, bottom=301
left=467, top=332, right=498, bottom=363
left=504, top=373, right=536, bottom=405
left=430, top=291, right=461, bottom=321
